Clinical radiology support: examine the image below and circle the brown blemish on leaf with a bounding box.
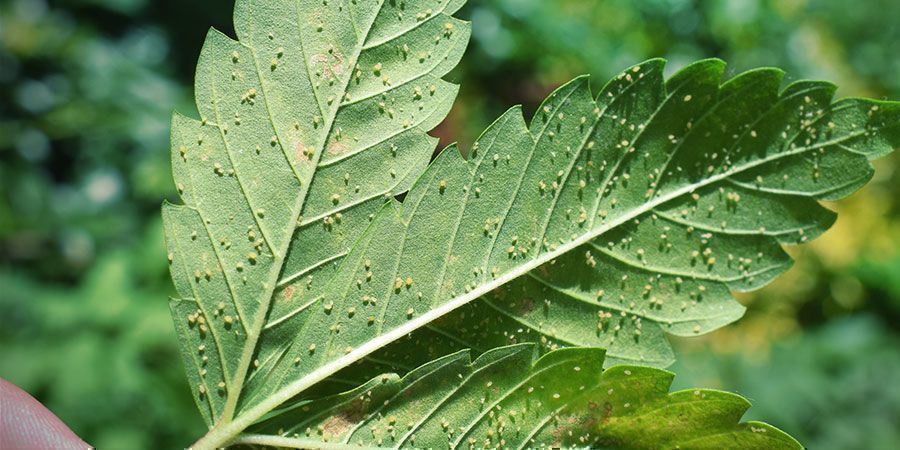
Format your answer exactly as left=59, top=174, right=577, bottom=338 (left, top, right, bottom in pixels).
left=294, top=141, right=310, bottom=163
left=321, top=399, right=367, bottom=439
left=538, top=264, right=552, bottom=278
left=600, top=401, right=613, bottom=424
left=283, top=285, right=295, bottom=301
left=549, top=412, right=597, bottom=447
left=327, top=140, right=348, bottom=155
left=311, top=51, right=345, bottom=79
left=321, top=414, right=353, bottom=441
left=517, top=298, right=535, bottom=315
left=491, top=286, right=508, bottom=301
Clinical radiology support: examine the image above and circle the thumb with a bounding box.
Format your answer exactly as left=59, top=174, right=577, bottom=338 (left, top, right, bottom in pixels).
left=0, top=378, right=91, bottom=450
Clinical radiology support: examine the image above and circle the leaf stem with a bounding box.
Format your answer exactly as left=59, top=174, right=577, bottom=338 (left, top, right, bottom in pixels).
left=189, top=422, right=237, bottom=450
left=234, top=434, right=377, bottom=449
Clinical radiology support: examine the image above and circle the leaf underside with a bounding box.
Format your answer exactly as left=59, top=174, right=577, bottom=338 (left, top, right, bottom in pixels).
left=165, top=0, right=469, bottom=427
left=245, top=345, right=802, bottom=450
left=163, top=0, right=900, bottom=446
left=265, top=59, right=899, bottom=398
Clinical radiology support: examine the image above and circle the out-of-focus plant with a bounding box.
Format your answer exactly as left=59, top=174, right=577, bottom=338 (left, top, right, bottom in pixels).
left=0, top=221, right=204, bottom=448
left=0, top=0, right=183, bottom=281
left=0, top=0, right=202, bottom=447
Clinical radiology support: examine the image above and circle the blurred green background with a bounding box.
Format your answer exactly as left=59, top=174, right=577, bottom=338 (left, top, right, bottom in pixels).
left=1, top=0, right=898, bottom=448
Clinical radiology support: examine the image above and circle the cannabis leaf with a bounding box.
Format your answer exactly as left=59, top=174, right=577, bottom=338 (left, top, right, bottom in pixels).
left=266, top=59, right=900, bottom=397
left=164, top=1, right=899, bottom=448
left=240, top=344, right=802, bottom=449
left=164, top=0, right=469, bottom=440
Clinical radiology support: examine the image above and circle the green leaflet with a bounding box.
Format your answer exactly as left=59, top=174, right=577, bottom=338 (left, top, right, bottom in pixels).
left=242, top=344, right=802, bottom=449
left=416, top=62, right=900, bottom=368
left=164, top=0, right=469, bottom=430
left=270, top=59, right=900, bottom=396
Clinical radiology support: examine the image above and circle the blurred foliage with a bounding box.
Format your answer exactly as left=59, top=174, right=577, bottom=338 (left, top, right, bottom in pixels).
left=0, top=222, right=203, bottom=448
left=0, top=0, right=898, bottom=448
left=452, top=0, right=900, bottom=142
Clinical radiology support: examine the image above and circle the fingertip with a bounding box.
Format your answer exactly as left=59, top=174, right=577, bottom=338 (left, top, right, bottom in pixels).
left=0, top=378, right=92, bottom=450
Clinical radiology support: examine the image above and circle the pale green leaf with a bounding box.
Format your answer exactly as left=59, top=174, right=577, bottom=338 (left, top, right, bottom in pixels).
left=164, top=0, right=469, bottom=432
left=238, top=344, right=802, bottom=449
